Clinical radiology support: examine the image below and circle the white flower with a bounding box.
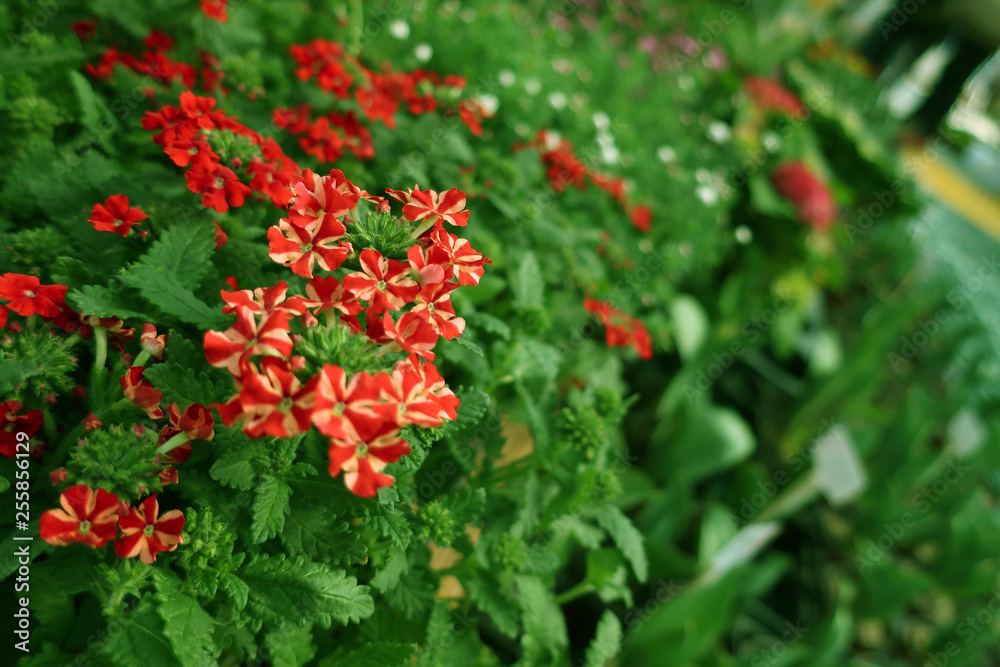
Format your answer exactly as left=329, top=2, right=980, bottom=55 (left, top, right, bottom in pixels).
left=600, top=146, right=620, bottom=164
left=762, top=131, right=782, bottom=153
left=548, top=92, right=567, bottom=110
left=657, top=146, right=677, bottom=163
left=414, top=44, right=433, bottom=62
left=592, top=112, right=610, bottom=130
left=735, top=225, right=753, bottom=244
left=707, top=121, right=731, bottom=144
left=697, top=185, right=718, bottom=206
left=499, top=70, right=516, bottom=87
left=476, top=93, right=500, bottom=116
left=389, top=20, right=410, bottom=39
left=524, top=79, right=541, bottom=96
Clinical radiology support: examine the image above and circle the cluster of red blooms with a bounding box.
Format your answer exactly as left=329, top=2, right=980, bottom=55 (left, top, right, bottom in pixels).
left=143, top=92, right=302, bottom=212
left=84, top=29, right=224, bottom=94
left=517, top=130, right=653, bottom=233
left=204, top=169, right=490, bottom=496
left=272, top=39, right=486, bottom=165
left=769, top=161, right=837, bottom=232
left=744, top=76, right=807, bottom=118
left=583, top=298, right=654, bottom=360
left=40, top=485, right=184, bottom=564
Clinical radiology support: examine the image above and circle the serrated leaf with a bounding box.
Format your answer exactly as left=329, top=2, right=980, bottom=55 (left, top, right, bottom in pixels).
left=443, top=386, right=490, bottom=440
left=280, top=504, right=367, bottom=565
left=220, top=573, right=249, bottom=611
left=251, top=476, right=292, bottom=543
left=474, top=312, right=511, bottom=340
left=368, top=504, right=412, bottom=550
left=69, top=70, right=113, bottom=141
left=382, top=569, right=434, bottom=619
left=67, top=285, right=148, bottom=320
left=146, top=222, right=217, bottom=290
left=154, top=575, right=216, bottom=667
left=450, top=335, right=484, bottom=357
left=371, top=544, right=409, bottom=593
left=102, top=600, right=181, bottom=667
left=511, top=252, right=543, bottom=309
left=144, top=362, right=229, bottom=407
left=465, top=573, right=519, bottom=638
left=510, top=338, right=561, bottom=381
left=516, top=574, right=568, bottom=661
left=242, top=554, right=374, bottom=628
left=442, top=487, right=486, bottom=526
left=335, top=642, right=417, bottom=667
left=119, top=265, right=225, bottom=330
left=0, top=359, right=42, bottom=393
left=584, top=610, right=623, bottom=667
left=589, top=504, right=648, bottom=583
left=209, top=442, right=258, bottom=491
left=266, top=622, right=316, bottom=667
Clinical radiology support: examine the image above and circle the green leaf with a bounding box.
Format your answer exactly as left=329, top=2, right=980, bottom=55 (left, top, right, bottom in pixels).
left=516, top=574, right=568, bottom=662
left=280, top=505, right=367, bottom=565
left=266, top=622, right=316, bottom=667
left=0, top=359, right=42, bottom=393
left=67, top=285, right=148, bottom=320
left=242, top=554, right=374, bottom=628
left=464, top=573, right=518, bottom=638
left=69, top=70, right=113, bottom=142
left=510, top=338, right=562, bottom=381
left=119, top=265, right=225, bottom=330
left=333, top=642, right=417, bottom=667
left=450, top=335, right=484, bottom=357
left=656, top=405, right=756, bottom=484
left=474, top=312, right=511, bottom=340
left=146, top=222, right=217, bottom=291
left=584, top=610, right=623, bottom=667
left=102, top=600, right=182, bottom=667
left=669, top=295, right=709, bottom=361
left=220, top=573, right=249, bottom=611
left=154, top=575, right=216, bottom=667
left=144, top=362, right=229, bottom=407
left=441, top=487, right=486, bottom=526
left=209, top=428, right=260, bottom=491
left=371, top=544, right=409, bottom=592
left=588, top=504, right=649, bottom=583
left=442, top=386, right=491, bottom=440
left=251, top=476, right=292, bottom=543
left=510, top=252, right=544, bottom=309
left=367, top=503, right=412, bottom=550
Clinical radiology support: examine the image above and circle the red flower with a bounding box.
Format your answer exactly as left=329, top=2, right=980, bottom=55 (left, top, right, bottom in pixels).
left=744, top=76, right=806, bottom=118
left=214, top=357, right=317, bottom=438
left=50, top=467, right=68, bottom=485
left=115, top=494, right=185, bottom=564
left=0, top=400, right=44, bottom=458
left=72, top=20, right=97, bottom=41
left=411, top=281, right=465, bottom=340
left=401, top=186, right=470, bottom=228
left=40, top=485, right=120, bottom=548
left=0, top=274, right=69, bottom=318
left=301, top=276, right=363, bottom=330
left=769, top=161, right=836, bottom=232
left=629, top=205, right=653, bottom=233
left=120, top=367, right=165, bottom=419
left=200, top=0, right=229, bottom=22
left=380, top=311, right=439, bottom=360
left=378, top=355, right=459, bottom=427
left=342, top=249, right=420, bottom=315
left=429, top=229, right=491, bottom=286
left=204, top=283, right=299, bottom=374
left=88, top=195, right=148, bottom=237
left=214, top=222, right=228, bottom=250
left=328, top=424, right=411, bottom=497
left=186, top=164, right=252, bottom=213
left=140, top=323, right=167, bottom=358
left=267, top=216, right=352, bottom=278
left=286, top=169, right=358, bottom=229
left=83, top=413, right=102, bottom=432
left=584, top=299, right=654, bottom=359
left=313, top=365, right=391, bottom=442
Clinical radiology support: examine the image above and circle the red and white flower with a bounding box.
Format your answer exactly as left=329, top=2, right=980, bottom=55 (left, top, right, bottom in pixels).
left=328, top=424, right=411, bottom=497
left=40, top=485, right=120, bottom=548
left=114, top=494, right=185, bottom=564
left=267, top=216, right=352, bottom=278
left=411, top=281, right=465, bottom=340
left=120, top=366, right=165, bottom=419
left=214, top=357, right=317, bottom=438
left=342, top=249, right=420, bottom=314
left=429, top=229, right=491, bottom=286
left=401, top=186, right=470, bottom=228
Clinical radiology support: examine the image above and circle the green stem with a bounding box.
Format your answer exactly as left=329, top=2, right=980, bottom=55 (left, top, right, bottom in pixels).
left=93, top=327, right=108, bottom=371
left=157, top=432, right=190, bottom=456
left=133, top=350, right=151, bottom=368
left=554, top=581, right=595, bottom=605
left=348, top=0, right=364, bottom=55
left=409, top=218, right=437, bottom=239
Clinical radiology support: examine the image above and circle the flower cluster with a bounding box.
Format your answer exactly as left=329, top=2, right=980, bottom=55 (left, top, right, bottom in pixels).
left=205, top=168, right=489, bottom=496
left=584, top=298, right=654, bottom=359
left=518, top=130, right=654, bottom=233
left=273, top=39, right=485, bottom=163
left=744, top=76, right=807, bottom=118
left=40, top=484, right=184, bottom=564
left=769, top=161, right=836, bottom=232
left=85, top=30, right=224, bottom=93
left=143, top=92, right=301, bottom=212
